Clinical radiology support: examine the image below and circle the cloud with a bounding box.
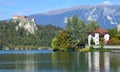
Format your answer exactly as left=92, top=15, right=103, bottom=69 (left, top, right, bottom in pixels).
left=102, top=1, right=112, bottom=5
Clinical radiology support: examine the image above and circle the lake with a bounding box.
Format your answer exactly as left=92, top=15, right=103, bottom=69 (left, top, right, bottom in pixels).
left=0, top=50, right=120, bottom=72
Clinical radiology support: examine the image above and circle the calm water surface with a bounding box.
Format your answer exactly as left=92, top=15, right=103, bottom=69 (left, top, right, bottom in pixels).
left=0, top=50, right=120, bottom=72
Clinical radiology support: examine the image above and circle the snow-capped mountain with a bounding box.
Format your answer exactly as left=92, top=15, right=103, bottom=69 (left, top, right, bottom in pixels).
left=30, top=5, right=120, bottom=29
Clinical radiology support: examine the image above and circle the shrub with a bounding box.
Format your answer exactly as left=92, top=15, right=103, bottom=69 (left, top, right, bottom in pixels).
left=107, top=37, right=120, bottom=45
left=79, top=48, right=90, bottom=52
left=89, top=46, right=95, bottom=51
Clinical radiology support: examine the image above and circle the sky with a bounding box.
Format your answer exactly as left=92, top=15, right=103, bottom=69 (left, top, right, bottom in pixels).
left=0, top=0, right=120, bottom=20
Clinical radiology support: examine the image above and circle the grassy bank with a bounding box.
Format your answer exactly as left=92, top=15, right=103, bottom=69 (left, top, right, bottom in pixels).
left=79, top=46, right=111, bottom=52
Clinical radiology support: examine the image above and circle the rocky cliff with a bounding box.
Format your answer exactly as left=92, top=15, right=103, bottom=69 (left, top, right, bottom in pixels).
left=13, top=16, right=38, bottom=34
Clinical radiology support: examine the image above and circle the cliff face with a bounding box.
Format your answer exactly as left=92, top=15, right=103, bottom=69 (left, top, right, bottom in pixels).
left=14, top=16, right=38, bottom=34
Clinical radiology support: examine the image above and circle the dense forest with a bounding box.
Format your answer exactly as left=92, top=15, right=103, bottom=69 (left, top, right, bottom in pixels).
left=0, top=20, right=62, bottom=50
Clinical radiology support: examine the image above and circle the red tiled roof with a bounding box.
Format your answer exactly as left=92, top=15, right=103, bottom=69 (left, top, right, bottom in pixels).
left=89, top=28, right=108, bottom=35
left=96, top=28, right=108, bottom=34
left=13, top=15, right=29, bottom=18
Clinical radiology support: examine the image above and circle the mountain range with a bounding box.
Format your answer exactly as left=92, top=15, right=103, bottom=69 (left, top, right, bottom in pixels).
left=30, top=4, right=120, bottom=29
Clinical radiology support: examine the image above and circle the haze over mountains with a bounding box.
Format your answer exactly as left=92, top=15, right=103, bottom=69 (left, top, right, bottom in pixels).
left=30, top=4, right=120, bottom=29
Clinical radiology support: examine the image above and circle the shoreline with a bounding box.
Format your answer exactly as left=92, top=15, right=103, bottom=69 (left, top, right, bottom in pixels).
left=2, top=46, right=52, bottom=50
left=1, top=45, right=120, bottom=51
left=87, top=45, right=120, bottom=50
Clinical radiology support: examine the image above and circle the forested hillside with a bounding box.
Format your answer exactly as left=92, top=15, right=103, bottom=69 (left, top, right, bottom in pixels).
left=0, top=20, right=62, bottom=50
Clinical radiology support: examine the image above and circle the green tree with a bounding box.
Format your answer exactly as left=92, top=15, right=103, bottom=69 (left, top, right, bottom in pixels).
left=108, top=28, right=117, bottom=37
left=66, top=15, right=87, bottom=44
left=57, top=30, right=75, bottom=51
left=86, top=21, right=100, bottom=32
left=51, top=37, right=59, bottom=49
left=65, top=18, right=72, bottom=32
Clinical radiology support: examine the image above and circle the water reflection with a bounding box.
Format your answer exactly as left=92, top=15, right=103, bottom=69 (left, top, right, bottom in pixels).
left=19, top=54, right=37, bottom=72
left=51, top=52, right=120, bottom=72
left=0, top=51, right=120, bottom=72
left=88, top=52, right=100, bottom=72
left=88, top=52, right=110, bottom=72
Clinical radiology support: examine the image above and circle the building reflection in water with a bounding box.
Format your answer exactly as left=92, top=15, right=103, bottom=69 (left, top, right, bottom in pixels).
left=14, top=54, right=37, bottom=72
left=104, top=52, right=110, bottom=72
left=24, top=54, right=36, bottom=72
left=88, top=52, right=110, bottom=72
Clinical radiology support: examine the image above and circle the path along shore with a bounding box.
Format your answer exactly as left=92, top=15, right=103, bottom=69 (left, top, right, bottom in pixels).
left=87, top=45, right=120, bottom=50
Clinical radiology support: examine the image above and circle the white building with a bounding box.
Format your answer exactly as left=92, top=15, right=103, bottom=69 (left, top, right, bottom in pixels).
left=104, top=34, right=110, bottom=43
left=88, top=34, right=93, bottom=46
left=88, top=28, right=110, bottom=46
left=94, top=33, right=100, bottom=45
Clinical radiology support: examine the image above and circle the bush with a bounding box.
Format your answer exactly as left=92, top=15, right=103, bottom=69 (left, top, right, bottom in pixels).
left=107, top=39, right=114, bottom=45
left=79, top=48, right=90, bottom=52
left=89, top=46, right=95, bottom=51
left=51, top=37, right=59, bottom=50
left=107, top=37, right=120, bottom=45
left=67, top=47, right=75, bottom=52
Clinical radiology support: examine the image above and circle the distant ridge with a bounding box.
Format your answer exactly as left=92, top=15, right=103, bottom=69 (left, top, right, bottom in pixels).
left=30, top=4, right=120, bottom=29
left=44, top=5, right=93, bottom=15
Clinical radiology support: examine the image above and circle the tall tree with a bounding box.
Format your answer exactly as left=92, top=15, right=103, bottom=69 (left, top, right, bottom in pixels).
left=86, top=21, right=100, bottom=32
left=65, top=15, right=87, bottom=44
left=57, top=30, right=74, bottom=51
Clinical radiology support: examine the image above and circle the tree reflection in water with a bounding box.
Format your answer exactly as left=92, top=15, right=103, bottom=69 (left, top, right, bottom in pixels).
left=0, top=51, right=120, bottom=72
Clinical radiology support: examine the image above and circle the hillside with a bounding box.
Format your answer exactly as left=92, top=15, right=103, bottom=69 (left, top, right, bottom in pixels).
left=30, top=5, right=120, bottom=29
left=0, top=20, right=62, bottom=50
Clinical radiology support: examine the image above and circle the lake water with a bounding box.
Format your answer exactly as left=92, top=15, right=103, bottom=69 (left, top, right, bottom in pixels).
left=0, top=50, right=120, bottom=72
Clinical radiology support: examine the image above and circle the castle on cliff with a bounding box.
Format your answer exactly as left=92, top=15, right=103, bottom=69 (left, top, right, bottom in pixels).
left=13, top=15, right=38, bottom=34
